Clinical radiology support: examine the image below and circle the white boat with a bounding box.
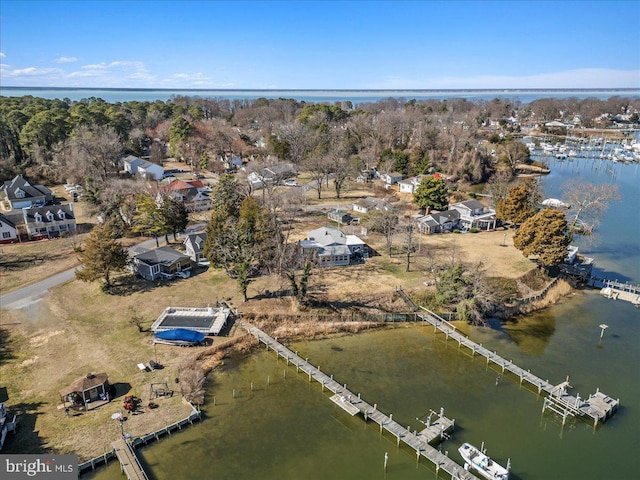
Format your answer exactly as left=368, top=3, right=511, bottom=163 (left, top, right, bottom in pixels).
left=542, top=198, right=570, bottom=209
left=459, top=442, right=510, bottom=480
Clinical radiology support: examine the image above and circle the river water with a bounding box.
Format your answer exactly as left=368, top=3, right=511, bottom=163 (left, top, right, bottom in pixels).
left=85, top=158, right=639, bottom=480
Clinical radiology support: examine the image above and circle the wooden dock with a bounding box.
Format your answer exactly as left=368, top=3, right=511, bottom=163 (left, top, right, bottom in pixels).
left=589, top=278, right=640, bottom=306
left=396, top=288, right=619, bottom=426
left=112, top=438, right=149, bottom=480
left=241, top=322, right=479, bottom=480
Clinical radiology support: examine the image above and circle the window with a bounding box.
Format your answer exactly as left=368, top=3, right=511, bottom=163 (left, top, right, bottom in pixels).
left=46, top=212, right=54, bottom=221
left=58, top=211, right=66, bottom=220
left=2, top=231, right=11, bottom=239
left=15, top=188, right=25, bottom=198
left=34, top=213, right=42, bottom=222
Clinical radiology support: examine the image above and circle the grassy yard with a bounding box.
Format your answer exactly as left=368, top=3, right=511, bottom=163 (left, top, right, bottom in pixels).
left=0, top=178, right=540, bottom=461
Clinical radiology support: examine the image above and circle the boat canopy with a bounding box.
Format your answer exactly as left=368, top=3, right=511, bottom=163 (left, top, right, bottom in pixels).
left=154, top=328, right=205, bottom=344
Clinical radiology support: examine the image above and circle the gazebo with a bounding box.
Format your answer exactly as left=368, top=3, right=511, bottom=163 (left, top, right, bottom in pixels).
left=60, top=372, right=110, bottom=411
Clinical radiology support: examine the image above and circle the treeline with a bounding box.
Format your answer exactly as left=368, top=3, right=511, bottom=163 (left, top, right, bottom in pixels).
left=2, top=94, right=637, bottom=187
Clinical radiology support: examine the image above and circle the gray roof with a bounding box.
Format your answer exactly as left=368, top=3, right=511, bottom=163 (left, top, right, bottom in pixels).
left=0, top=212, right=16, bottom=228
left=134, top=246, right=190, bottom=266
left=453, top=200, right=486, bottom=211
left=432, top=210, right=460, bottom=224
left=1, top=175, right=53, bottom=202
left=121, top=155, right=143, bottom=165
left=184, top=233, right=207, bottom=253
left=22, top=204, right=75, bottom=225
left=307, top=226, right=347, bottom=247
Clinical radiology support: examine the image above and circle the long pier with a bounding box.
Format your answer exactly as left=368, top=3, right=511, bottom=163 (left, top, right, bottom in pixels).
left=241, top=322, right=479, bottom=480
left=396, top=289, right=619, bottom=426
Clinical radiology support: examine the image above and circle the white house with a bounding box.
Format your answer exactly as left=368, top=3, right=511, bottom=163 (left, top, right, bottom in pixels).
left=121, top=155, right=145, bottom=175
left=449, top=200, right=497, bottom=230
left=0, top=213, right=18, bottom=244
left=137, top=160, right=164, bottom=180
left=380, top=172, right=404, bottom=185
left=183, top=233, right=207, bottom=263
left=398, top=175, right=426, bottom=194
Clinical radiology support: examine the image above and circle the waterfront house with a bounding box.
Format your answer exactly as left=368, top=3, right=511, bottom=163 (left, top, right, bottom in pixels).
left=132, top=246, right=192, bottom=280
left=0, top=213, right=18, bottom=244
left=0, top=175, right=54, bottom=210
left=300, top=226, right=368, bottom=267
left=449, top=200, right=497, bottom=230
left=411, top=214, right=440, bottom=235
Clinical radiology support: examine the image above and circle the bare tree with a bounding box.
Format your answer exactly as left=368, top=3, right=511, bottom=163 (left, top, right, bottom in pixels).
left=562, top=180, right=620, bottom=238
left=66, top=124, right=123, bottom=183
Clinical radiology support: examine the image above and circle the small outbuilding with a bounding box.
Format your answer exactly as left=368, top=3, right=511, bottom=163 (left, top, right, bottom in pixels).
left=60, top=372, right=111, bottom=411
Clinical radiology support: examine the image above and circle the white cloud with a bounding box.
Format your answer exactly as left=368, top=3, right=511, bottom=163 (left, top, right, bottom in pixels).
left=0, top=52, right=5, bottom=58
left=4, top=67, right=63, bottom=77
left=54, top=56, right=77, bottom=64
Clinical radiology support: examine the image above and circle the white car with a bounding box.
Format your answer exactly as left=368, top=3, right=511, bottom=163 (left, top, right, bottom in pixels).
left=283, top=180, right=299, bottom=187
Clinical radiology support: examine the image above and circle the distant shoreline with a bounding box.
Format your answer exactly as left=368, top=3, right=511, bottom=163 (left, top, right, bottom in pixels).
left=2, top=87, right=638, bottom=104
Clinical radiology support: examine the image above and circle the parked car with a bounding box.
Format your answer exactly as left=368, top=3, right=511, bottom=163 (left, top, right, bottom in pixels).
left=283, top=180, right=299, bottom=187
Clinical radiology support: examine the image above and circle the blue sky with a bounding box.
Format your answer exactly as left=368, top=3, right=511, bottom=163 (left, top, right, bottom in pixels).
left=1, top=0, right=639, bottom=89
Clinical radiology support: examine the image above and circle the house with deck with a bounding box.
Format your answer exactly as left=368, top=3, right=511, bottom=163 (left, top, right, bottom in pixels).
left=132, top=246, right=192, bottom=280
left=161, top=179, right=212, bottom=212
left=380, top=172, right=404, bottom=185
left=300, top=226, right=368, bottom=267
left=449, top=200, right=497, bottom=231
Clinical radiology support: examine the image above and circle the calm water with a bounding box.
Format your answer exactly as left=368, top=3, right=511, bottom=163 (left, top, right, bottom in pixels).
left=2, top=88, right=639, bottom=104
left=85, top=159, right=639, bottom=480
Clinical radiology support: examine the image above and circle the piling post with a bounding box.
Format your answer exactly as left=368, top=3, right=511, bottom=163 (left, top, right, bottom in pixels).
left=250, top=382, right=253, bottom=392
left=267, top=375, right=270, bottom=386
left=384, top=452, right=389, bottom=471
left=232, top=389, right=236, bottom=398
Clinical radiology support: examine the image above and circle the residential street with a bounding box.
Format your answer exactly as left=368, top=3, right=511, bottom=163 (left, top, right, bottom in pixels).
left=0, top=235, right=185, bottom=311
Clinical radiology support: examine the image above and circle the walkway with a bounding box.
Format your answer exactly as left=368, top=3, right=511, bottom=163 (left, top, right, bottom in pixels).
left=396, top=289, right=619, bottom=425
left=241, top=321, right=479, bottom=480
left=111, top=438, right=148, bottom=480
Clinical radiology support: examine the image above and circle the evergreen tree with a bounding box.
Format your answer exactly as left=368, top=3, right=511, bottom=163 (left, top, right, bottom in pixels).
left=160, top=195, right=189, bottom=241
left=513, top=209, right=569, bottom=268
left=76, top=221, right=128, bottom=288
left=496, top=178, right=541, bottom=225
left=132, top=193, right=165, bottom=246
left=413, top=176, right=448, bottom=210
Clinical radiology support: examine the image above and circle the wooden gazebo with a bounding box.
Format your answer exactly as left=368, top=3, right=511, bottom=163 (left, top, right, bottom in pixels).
left=60, top=372, right=110, bottom=411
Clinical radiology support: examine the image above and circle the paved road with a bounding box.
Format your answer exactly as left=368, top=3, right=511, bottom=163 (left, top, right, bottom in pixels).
left=0, top=231, right=205, bottom=311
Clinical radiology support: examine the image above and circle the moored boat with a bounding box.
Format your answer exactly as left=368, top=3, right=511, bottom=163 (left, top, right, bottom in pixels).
left=153, top=328, right=206, bottom=346
left=459, top=442, right=510, bottom=480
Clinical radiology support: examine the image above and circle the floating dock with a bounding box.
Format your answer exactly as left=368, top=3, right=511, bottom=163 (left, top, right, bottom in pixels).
left=241, top=322, right=478, bottom=480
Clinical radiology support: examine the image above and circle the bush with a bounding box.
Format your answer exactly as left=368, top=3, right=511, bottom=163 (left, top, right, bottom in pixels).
left=453, top=229, right=460, bottom=234
left=469, top=228, right=479, bottom=233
